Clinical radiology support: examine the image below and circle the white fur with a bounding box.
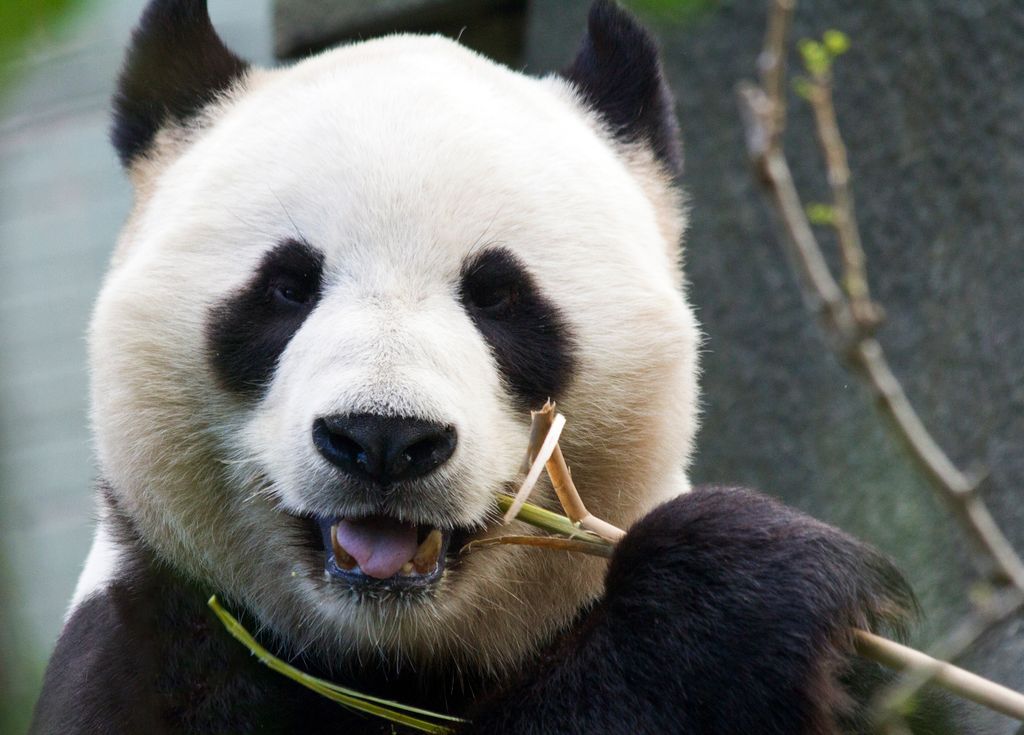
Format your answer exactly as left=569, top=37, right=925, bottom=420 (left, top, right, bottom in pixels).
left=67, top=520, right=123, bottom=619
left=85, top=35, right=700, bottom=673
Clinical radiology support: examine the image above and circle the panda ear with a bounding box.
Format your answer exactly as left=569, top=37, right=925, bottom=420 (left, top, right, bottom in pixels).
left=111, top=0, right=250, bottom=169
left=561, top=0, right=681, bottom=175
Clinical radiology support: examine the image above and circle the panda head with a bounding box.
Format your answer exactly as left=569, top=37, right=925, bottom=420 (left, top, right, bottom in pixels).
left=90, top=0, right=700, bottom=674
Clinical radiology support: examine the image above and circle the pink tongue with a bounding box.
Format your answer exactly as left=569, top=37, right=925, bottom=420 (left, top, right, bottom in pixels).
left=333, top=517, right=419, bottom=579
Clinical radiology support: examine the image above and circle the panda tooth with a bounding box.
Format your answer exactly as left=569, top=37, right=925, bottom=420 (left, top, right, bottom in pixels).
left=400, top=562, right=414, bottom=576
left=330, top=525, right=358, bottom=570
left=413, top=529, right=443, bottom=574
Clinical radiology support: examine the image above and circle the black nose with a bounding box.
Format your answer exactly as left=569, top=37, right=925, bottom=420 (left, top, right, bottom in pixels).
left=312, top=413, right=457, bottom=483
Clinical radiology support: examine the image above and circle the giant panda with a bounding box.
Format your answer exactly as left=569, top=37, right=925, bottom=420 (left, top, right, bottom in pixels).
left=30, top=1, right=913, bottom=733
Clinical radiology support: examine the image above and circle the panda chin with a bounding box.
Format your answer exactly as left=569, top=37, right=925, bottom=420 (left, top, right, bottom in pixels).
left=311, top=515, right=466, bottom=594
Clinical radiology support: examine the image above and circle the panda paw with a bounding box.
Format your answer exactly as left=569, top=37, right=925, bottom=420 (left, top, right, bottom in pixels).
left=602, top=485, right=915, bottom=734
left=466, top=486, right=913, bottom=734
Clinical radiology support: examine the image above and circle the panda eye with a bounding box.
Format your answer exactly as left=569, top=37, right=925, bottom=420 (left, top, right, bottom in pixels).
left=269, top=275, right=313, bottom=307
left=465, top=281, right=516, bottom=316
left=460, top=252, right=525, bottom=319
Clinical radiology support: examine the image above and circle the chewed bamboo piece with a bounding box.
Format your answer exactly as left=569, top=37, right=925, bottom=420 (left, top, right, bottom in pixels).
left=504, top=402, right=624, bottom=542
left=502, top=405, right=566, bottom=523
left=497, top=407, right=1024, bottom=722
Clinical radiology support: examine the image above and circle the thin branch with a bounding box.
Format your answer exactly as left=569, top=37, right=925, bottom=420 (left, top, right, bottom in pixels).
left=805, top=74, right=880, bottom=327
left=736, top=0, right=1024, bottom=723
left=759, top=0, right=795, bottom=148
left=736, top=0, right=1024, bottom=593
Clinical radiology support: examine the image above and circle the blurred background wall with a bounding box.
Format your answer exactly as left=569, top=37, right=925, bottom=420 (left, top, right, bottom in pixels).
left=1, top=0, right=1022, bottom=732
left=0, top=2, right=271, bottom=730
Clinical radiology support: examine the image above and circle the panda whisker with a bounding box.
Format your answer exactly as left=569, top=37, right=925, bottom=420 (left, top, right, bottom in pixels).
left=267, top=184, right=305, bottom=244
left=466, top=204, right=505, bottom=258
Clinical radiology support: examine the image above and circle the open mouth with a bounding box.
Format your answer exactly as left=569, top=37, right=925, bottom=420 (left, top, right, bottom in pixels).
left=312, top=516, right=472, bottom=591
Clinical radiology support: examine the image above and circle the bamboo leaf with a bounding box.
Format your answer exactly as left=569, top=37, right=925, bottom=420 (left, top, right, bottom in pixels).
left=208, top=596, right=466, bottom=733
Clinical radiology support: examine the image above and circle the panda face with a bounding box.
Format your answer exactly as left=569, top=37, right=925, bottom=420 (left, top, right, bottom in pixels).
left=90, top=21, right=700, bottom=671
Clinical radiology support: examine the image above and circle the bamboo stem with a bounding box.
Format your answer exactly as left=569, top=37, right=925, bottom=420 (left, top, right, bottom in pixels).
left=465, top=534, right=614, bottom=558
left=855, top=630, right=1024, bottom=720
left=544, top=435, right=626, bottom=542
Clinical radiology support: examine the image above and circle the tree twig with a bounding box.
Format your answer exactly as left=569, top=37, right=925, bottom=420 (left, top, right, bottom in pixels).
left=736, top=0, right=1024, bottom=593
left=804, top=68, right=880, bottom=328
left=758, top=0, right=795, bottom=150
left=736, top=0, right=1024, bottom=723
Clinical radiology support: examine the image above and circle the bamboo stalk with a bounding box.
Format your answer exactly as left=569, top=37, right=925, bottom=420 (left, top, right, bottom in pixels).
left=854, top=630, right=1024, bottom=720
left=502, top=403, right=624, bottom=543
left=496, top=493, right=608, bottom=545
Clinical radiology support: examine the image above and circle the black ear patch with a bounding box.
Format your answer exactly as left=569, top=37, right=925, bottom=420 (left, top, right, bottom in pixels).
left=112, top=0, right=249, bottom=168
left=562, top=0, right=681, bottom=174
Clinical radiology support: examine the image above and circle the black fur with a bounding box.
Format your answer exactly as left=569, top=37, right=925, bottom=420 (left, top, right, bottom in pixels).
left=466, top=487, right=914, bottom=734
left=459, top=247, right=577, bottom=409
left=33, top=486, right=916, bottom=734
left=111, top=0, right=249, bottom=167
left=562, top=0, right=682, bottom=175
left=206, top=239, right=324, bottom=398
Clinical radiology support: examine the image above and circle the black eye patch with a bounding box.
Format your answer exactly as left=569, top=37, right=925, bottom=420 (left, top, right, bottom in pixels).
left=206, top=239, right=324, bottom=398
left=459, top=248, right=577, bottom=408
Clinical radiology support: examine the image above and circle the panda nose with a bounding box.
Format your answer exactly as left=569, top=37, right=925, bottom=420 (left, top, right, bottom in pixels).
left=312, top=414, right=457, bottom=484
